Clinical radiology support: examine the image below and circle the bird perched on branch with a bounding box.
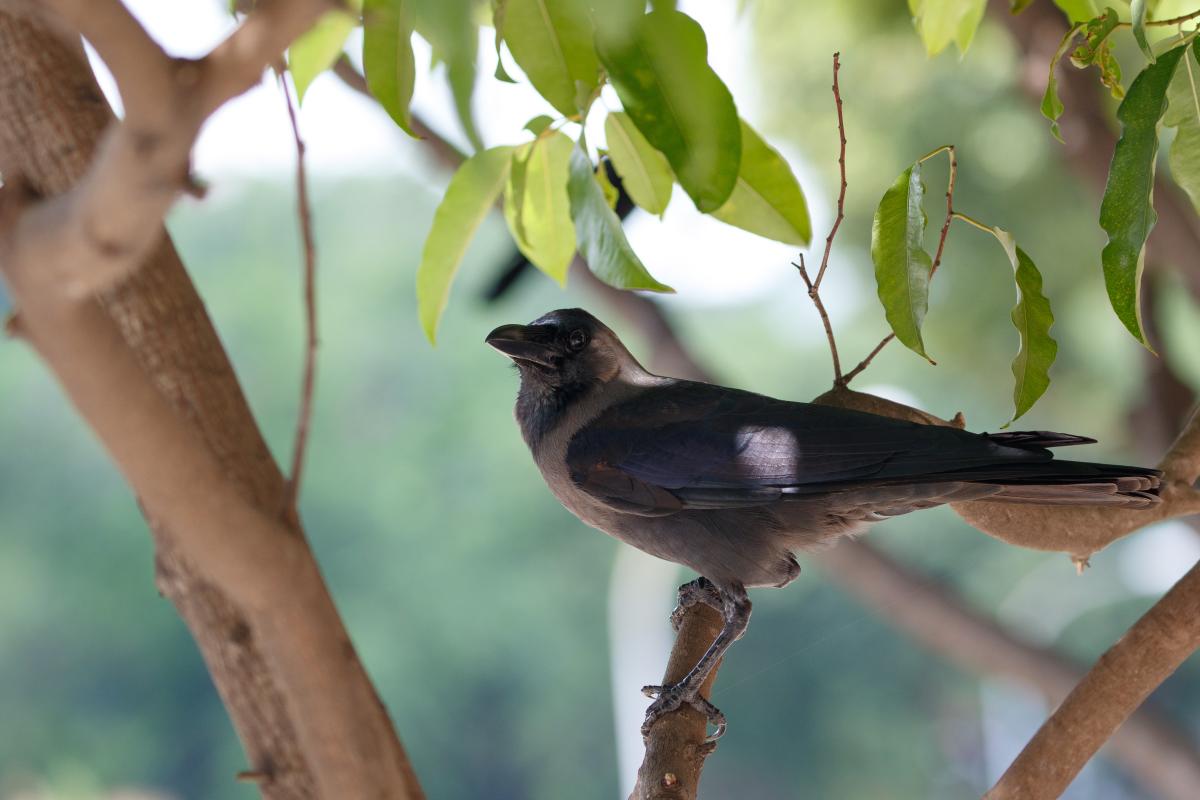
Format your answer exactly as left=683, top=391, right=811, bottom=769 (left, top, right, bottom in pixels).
left=486, top=308, right=1160, bottom=740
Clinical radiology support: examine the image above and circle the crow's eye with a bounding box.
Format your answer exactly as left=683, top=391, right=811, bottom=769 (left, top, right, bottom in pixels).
left=567, top=329, right=588, bottom=351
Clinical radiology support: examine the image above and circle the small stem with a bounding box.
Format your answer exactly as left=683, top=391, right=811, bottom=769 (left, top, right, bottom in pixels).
left=795, top=253, right=843, bottom=382
left=917, top=144, right=953, bottom=164
left=841, top=333, right=895, bottom=386
left=279, top=73, right=318, bottom=518
left=1146, top=6, right=1200, bottom=27
left=951, top=210, right=993, bottom=235
left=929, top=146, right=957, bottom=279
left=813, top=51, right=847, bottom=291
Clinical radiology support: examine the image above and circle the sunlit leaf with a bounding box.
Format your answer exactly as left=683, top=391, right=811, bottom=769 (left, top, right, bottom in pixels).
left=908, top=0, right=986, bottom=57
left=1131, top=0, right=1153, bottom=63
left=604, top=111, right=673, bottom=216
left=1165, top=41, right=1200, bottom=215
left=491, top=0, right=517, bottom=82
left=413, top=0, right=482, bottom=150
left=988, top=228, right=1057, bottom=423
left=871, top=163, right=934, bottom=362
left=1099, top=43, right=1187, bottom=348
left=289, top=3, right=359, bottom=103
left=363, top=0, right=417, bottom=136
left=502, top=0, right=600, bottom=117
left=503, top=132, right=576, bottom=284
left=567, top=147, right=673, bottom=292
left=710, top=120, right=811, bottom=245
left=1052, top=0, right=1099, bottom=23
left=524, top=114, right=555, bottom=135
left=1042, top=25, right=1080, bottom=143
left=417, top=146, right=514, bottom=343
left=597, top=10, right=741, bottom=212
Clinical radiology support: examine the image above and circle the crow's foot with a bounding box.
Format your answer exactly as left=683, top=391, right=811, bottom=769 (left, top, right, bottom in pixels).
left=641, top=682, right=727, bottom=741
left=670, top=577, right=724, bottom=631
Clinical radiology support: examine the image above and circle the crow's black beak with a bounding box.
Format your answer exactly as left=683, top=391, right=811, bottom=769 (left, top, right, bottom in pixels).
left=485, top=324, right=561, bottom=368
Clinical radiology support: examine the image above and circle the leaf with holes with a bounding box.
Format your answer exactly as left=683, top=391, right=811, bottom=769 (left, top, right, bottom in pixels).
left=363, top=0, right=417, bottom=136
left=597, top=10, right=740, bottom=212
left=710, top=120, right=810, bottom=244
left=1100, top=43, right=1187, bottom=348
left=871, top=163, right=934, bottom=362
left=503, top=132, right=576, bottom=284
left=417, top=146, right=514, bottom=342
left=501, top=0, right=599, bottom=117
left=568, top=147, right=673, bottom=293
left=604, top=111, right=673, bottom=216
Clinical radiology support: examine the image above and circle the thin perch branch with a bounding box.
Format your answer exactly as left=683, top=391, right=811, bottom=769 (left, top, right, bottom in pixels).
left=813, top=51, right=846, bottom=290
left=279, top=72, right=318, bottom=516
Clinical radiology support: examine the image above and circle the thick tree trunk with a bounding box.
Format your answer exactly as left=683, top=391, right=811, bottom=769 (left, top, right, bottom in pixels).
left=0, top=7, right=421, bottom=798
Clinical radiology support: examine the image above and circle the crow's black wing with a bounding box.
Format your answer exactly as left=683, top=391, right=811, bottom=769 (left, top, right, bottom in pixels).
left=565, top=381, right=1055, bottom=514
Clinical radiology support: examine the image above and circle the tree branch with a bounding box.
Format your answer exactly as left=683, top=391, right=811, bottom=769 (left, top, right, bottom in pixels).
left=0, top=5, right=422, bottom=797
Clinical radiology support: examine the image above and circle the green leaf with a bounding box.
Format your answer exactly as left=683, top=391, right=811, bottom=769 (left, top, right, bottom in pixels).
left=1165, top=41, right=1200, bottom=215
left=1042, top=25, right=1080, bottom=143
left=363, top=0, right=417, bottom=137
left=871, top=163, right=934, bottom=362
left=524, top=114, right=555, bottom=135
left=1131, top=0, right=1153, bottom=63
left=908, top=0, right=987, bottom=57
left=417, top=146, right=514, bottom=343
left=413, top=0, right=483, bottom=150
left=501, top=0, right=600, bottom=117
left=604, top=111, right=673, bottom=216
left=1099, top=43, right=1188, bottom=348
left=1010, top=0, right=1034, bottom=13
left=567, top=147, right=673, bottom=293
left=710, top=120, right=811, bottom=245
left=289, top=4, right=359, bottom=103
left=988, top=228, right=1057, bottom=424
left=503, top=131, right=576, bottom=284
left=491, top=0, right=518, bottom=82
left=1052, top=0, right=1099, bottom=22
left=597, top=10, right=741, bottom=212
left=1070, top=9, right=1123, bottom=100
left=595, top=158, right=620, bottom=210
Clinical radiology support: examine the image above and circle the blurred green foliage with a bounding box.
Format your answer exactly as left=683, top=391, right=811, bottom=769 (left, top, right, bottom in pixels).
left=4, top=2, right=1200, bottom=798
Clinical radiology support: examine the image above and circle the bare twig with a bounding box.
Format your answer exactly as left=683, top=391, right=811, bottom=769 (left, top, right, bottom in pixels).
left=279, top=72, right=318, bottom=516
left=794, top=252, right=843, bottom=382
left=923, top=144, right=957, bottom=277
left=840, top=333, right=894, bottom=385
left=812, top=51, right=846, bottom=290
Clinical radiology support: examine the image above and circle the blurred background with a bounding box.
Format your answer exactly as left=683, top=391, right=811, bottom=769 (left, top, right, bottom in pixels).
left=3, top=0, right=1200, bottom=798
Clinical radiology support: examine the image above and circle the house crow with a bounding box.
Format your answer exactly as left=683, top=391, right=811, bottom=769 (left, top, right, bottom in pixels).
left=486, top=308, right=1160, bottom=740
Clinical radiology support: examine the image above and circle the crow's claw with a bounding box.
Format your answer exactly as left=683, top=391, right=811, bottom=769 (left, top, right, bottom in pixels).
left=640, top=682, right=728, bottom=742
left=669, top=577, right=724, bottom=631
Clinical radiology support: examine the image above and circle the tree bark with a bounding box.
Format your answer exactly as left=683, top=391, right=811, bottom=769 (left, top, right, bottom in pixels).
left=0, top=5, right=422, bottom=798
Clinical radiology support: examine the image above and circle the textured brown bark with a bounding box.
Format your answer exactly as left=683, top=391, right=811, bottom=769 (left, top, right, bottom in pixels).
left=0, top=8, right=421, bottom=798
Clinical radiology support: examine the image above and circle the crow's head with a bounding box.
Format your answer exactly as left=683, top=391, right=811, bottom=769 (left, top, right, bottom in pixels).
left=486, top=308, right=634, bottom=392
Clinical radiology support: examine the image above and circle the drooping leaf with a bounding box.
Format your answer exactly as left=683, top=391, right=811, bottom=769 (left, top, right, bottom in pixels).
left=417, top=146, right=514, bottom=342
left=1131, top=0, right=1154, bottom=63
left=604, top=111, right=673, bottom=216
left=289, top=2, right=360, bottom=103
left=1042, top=25, right=1080, bottom=143
left=413, top=0, right=483, bottom=150
left=988, top=228, right=1057, bottom=423
left=1165, top=41, right=1200, bottom=214
left=1099, top=43, right=1187, bottom=348
left=1070, top=9, right=1123, bottom=100
left=1052, top=0, right=1099, bottom=23
left=567, top=146, right=673, bottom=292
left=503, top=131, right=577, bottom=284
left=363, top=0, right=418, bottom=136
left=596, top=10, right=741, bottom=212
left=710, top=120, right=811, bottom=245
left=491, top=0, right=517, bottom=82
left=501, top=0, right=600, bottom=117
left=871, top=163, right=934, bottom=362
left=908, top=0, right=987, bottom=57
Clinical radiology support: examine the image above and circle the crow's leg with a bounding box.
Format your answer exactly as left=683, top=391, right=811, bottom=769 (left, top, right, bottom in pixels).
left=642, top=581, right=750, bottom=741
left=669, top=576, right=724, bottom=631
